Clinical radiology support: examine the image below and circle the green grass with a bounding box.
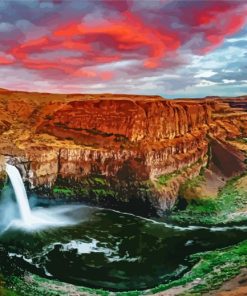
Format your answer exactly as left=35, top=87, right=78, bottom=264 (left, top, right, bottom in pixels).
left=0, top=285, right=18, bottom=296
left=171, top=174, right=247, bottom=225
left=92, top=188, right=115, bottom=198
left=157, top=172, right=179, bottom=186
left=150, top=239, right=247, bottom=294
left=4, top=239, right=247, bottom=296
left=3, top=275, right=65, bottom=296
left=93, top=177, right=107, bottom=186
left=31, top=274, right=110, bottom=296
left=52, top=186, right=75, bottom=198
left=179, top=175, right=205, bottom=197
left=156, top=158, right=205, bottom=188
left=51, top=176, right=156, bottom=206
left=3, top=169, right=247, bottom=295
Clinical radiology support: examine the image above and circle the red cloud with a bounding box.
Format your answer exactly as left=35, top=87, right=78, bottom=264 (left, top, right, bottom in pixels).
left=3, top=0, right=247, bottom=83
left=197, top=5, right=247, bottom=53
left=53, top=11, right=180, bottom=68
left=10, top=12, right=180, bottom=79
left=196, top=2, right=235, bottom=26
left=0, top=56, right=13, bottom=65
left=0, top=56, right=14, bottom=65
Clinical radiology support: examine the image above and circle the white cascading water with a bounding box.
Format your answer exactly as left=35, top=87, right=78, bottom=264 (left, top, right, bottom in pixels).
left=4, top=163, right=83, bottom=231
left=6, top=164, right=32, bottom=224
left=1, top=164, right=247, bottom=235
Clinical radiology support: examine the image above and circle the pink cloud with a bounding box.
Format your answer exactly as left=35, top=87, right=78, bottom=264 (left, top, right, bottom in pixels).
left=0, top=0, right=246, bottom=90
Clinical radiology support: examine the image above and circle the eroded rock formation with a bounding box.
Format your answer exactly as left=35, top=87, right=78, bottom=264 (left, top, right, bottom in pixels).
left=0, top=89, right=246, bottom=215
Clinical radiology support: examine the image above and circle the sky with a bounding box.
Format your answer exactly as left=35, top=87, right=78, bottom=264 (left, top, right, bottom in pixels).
left=0, top=0, right=247, bottom=98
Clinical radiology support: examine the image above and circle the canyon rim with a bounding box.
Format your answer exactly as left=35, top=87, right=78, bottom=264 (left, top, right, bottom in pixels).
left=0, top=89, right=246, bottom=216
left=0, top=89, right=246, bottom=296
left=0, top=0, right=247, bottom=295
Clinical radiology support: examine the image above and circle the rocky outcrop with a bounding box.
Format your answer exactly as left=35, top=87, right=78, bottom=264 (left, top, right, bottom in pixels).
left=37, top=99, right=211, bottom=145
left=0, top=89, right=246, bottom=215
left=210, top=138, right=246, bottom=177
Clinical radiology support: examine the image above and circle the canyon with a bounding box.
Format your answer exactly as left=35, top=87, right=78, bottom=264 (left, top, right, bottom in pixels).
left=0, top=88, right=246, bottom=215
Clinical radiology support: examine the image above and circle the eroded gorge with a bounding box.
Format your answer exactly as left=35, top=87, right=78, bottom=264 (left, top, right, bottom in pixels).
left=0, top=88, right=247, bottom=296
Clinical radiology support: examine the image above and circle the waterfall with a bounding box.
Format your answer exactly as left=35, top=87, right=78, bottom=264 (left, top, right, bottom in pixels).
left=2, top=163, right=82, bottom=231
left=6, top=164, right=32, bottom=224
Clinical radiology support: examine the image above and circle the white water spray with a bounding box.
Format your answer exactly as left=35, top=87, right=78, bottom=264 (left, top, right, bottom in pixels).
left=6, top=164, right=32, bottom=224
left=3, top=163, right=85, bottom=231
left=4, top=164, right=246, bottom=233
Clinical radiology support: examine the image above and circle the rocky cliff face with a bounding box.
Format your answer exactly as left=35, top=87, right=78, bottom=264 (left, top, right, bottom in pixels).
left=37, top=99, right=211, bottom=143
left=0, top=89, right=246, bottom=215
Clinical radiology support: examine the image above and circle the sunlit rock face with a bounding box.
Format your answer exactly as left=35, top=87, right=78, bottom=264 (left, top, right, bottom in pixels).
left=0, top=89, right=246, bottom=215
left=37, top=99, right=211, bottom=144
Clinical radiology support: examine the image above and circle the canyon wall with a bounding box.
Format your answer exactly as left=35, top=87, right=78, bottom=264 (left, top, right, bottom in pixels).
left=0, top=89, right=246, bottom=215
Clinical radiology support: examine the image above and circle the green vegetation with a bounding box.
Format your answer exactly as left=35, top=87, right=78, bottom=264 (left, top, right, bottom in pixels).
left=233, top=137, right=247, bottom=144
left=28, top=171, right=247, bottom=295
left=171, top=174, right=247, bottom=225
left=53, top=186, right=75, bottom=197
left=2, top=161, right=247, bottom=295
left=52, top=176, right=111, bottom=199
left=0, top=284, right=18, bottom=296
left=92, top=188, right=115, bottom=198
left=51, top=176, right=154, bottom=207
left=2, top=276, right=58, bottom=296
left=52, top=185, right=92, bottom=200
left=93, top=177, right=107, bottom=186
left=157, top=171, right=179, bottom=186
left=156, top=158, right=205, bottom=187
left=0, top=247, right=110, bottom=296
left=150, top=239, right=247, bottom=295
left=179, top=175, right=205, bottom=197
left=3, top=239, right=247, bottom=296
left=0, top=174, right=7, bottom=193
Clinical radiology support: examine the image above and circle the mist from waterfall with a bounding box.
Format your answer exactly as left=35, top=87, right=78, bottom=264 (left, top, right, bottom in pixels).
left=0, top=164, right=87, bottom=232
left=6, top=164, right=32, bottom=224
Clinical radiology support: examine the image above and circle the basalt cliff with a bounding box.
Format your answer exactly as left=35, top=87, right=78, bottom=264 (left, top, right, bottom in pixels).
left=0, top=88, right=246, bottom=215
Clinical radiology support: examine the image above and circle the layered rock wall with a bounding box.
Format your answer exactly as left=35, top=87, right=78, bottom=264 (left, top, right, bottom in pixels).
left=0, top=89, right=246, bottom=214
left=37, top=99, right=211, bottom=144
